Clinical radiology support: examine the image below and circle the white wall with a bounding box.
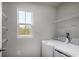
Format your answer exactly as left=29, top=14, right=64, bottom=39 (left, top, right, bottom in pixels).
left=2, top=2, right=56, bottom=57
left=56, top=2, right=79, bottom=45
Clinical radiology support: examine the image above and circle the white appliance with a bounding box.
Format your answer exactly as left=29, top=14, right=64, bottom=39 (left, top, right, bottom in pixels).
left=42, top=42, right=54, bottom=57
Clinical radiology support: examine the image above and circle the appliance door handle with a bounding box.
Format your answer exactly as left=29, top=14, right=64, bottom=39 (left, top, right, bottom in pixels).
left=55, top=49, right=71, bottom=57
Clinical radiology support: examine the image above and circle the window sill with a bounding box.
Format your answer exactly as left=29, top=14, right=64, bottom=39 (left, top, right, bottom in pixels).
left=17, top=35, right=33, bottom=39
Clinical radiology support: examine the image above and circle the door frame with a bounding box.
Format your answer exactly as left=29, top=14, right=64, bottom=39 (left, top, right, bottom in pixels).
left=0, top=2, right=2, bottom=57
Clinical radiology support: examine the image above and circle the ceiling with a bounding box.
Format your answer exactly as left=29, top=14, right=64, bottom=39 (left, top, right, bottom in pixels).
left=32, top=2, right=62, bottom=7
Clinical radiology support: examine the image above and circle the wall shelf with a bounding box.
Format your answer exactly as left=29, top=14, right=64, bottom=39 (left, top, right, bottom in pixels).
left=2, top=12, right=8, bottom=19
left=2, top=39, right=8, bottom=43
left=2, top=26, right=8, bottom=31
left=54, top=14, right=79, bottom=23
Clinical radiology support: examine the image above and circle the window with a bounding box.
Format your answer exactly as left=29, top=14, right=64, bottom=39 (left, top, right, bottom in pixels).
left=17, top=10, right=32, bottom=37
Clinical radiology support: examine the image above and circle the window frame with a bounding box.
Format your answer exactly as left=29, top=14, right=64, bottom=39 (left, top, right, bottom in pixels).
left=17, top=9, right=33, bottom=38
